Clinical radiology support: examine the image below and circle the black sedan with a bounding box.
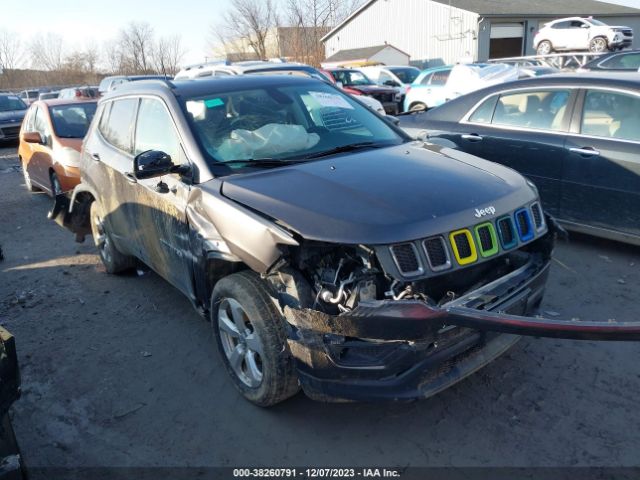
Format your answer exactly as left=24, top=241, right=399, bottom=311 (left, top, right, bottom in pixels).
left=399, top=73, right=640, bottom=245
left=579, top=50, right=640, bottom=72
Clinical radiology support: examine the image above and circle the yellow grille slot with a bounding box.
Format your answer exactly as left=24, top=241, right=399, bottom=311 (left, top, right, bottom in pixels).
left=449, top=229, right=478, bottom=266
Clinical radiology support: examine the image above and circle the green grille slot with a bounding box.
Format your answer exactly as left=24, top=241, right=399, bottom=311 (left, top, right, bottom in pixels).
left=474, top=222, right=499, bottom=258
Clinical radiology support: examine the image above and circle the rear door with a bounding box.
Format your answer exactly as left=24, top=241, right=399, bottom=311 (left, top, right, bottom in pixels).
left=562, top=88, right=640, bottom=238
left=442, top=87, right=576, bottom=217
left=84, top=97, right=140, bottom=256
left=130, top=97, right=193, bottom=296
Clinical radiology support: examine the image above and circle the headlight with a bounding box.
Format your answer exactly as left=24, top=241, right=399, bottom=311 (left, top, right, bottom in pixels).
left=55, top=146, right=81, bottom=167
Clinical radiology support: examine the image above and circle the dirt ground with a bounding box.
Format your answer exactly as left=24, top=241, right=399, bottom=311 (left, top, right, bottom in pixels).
left=1, top=143, right=640, bottom=469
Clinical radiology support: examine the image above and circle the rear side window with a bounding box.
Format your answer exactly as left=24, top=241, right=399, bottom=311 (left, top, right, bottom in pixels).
left=99, top=98, right=138, bottom=153
left=491, top=90, right=570, bottom=131
left=468, top=95, right=499, bottom=124
left=134, top=98, right=183, bottom=163
left=430, top=70, right=451, bottom=86
left=581, top=90, right=640, bottom=142
left=600, top=53, right=640, bottom=70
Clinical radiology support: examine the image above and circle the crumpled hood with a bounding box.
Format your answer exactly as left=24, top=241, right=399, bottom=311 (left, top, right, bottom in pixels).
left=219, top=143, right=538, bottom=244
left=0, top=110, right=26, bottom=124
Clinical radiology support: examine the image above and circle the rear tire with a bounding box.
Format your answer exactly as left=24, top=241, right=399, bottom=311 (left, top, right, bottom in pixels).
left=589, top=37, right=608, bottom=53
left=211, top=271, right=299, bottom=407
left=89, top=202, right=136, bottom=274
left=536, top=40, right=553, bottom=55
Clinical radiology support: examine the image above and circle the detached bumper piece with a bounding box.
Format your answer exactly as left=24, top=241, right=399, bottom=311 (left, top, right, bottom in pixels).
left=285, top=253, right=640, bottom=402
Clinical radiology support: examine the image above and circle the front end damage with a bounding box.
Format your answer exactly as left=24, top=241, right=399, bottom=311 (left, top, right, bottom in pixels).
left=262, top=217, right=639, bottom=402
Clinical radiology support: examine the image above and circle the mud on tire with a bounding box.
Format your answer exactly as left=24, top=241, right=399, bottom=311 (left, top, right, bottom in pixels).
left=211, top=271, right=299, bottom=407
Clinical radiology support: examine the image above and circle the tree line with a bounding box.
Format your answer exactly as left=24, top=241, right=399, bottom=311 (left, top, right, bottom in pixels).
left=0, top=0, right=365, bottom=90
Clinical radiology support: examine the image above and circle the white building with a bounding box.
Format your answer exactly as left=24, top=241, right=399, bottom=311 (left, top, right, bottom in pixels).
left=322, top=0, right=640, bottom=67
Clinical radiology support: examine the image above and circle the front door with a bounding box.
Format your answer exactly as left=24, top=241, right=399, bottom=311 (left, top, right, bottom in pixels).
left=131, top=97, right=193, bottom=296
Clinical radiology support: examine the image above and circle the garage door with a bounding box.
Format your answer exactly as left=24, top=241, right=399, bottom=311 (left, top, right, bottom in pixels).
left=490, top=23, right=524, bottom=59
left=490, top=23, right=525, bottom=39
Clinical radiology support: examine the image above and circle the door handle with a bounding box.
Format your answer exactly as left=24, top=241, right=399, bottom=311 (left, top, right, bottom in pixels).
left=124, top=172, right=137, bottom=183
left=90, top=152, right=101, bottom=161
left=462, top=134, right=483, bottom=142
left=569, top=147, right=600, bottom=157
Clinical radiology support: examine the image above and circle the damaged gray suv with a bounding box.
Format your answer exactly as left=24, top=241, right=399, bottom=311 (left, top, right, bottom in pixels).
left=52, top=76, right=640, bottom=406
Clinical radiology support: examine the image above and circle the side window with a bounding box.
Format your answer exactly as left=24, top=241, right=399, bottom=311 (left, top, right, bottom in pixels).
left=419, top=73, right=433, bottom=85
left=23, top=106, right=36, bottom=132
left=468, top=95, right=499, bottom=124
left=492, top=90, right=570, bottom=131
left=134, top=98, right=183, bottom=164
left=581, top=90, right=640, bottom=142
left=214, top=70, right=232, bottom=77
left=197, top=71, right=213, bottom=78
left=430, top=70, right=451, bottom=86
left=570, top=21, right=585, bottom=29
left=551, top=21, right=570, bottom=29
left=601, top=53, right=640, bottom=70
left=33, top=107, right=51, bottom=144
left=100, top=98, right=138, bottom=153
left=98, top=102, right=112, bottom=136
left=378, top=71, right=397, bottom=86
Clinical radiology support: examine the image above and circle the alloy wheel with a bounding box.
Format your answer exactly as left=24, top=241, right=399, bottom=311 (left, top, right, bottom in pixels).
left=92, top=213, right=112, bottom=265
left=217, top=297, right=264, bottom=388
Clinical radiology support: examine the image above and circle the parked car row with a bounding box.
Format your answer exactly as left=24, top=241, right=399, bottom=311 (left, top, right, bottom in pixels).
left=399, top=72, right=640, bottom=246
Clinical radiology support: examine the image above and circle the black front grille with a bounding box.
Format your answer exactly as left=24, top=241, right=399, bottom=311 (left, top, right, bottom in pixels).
left=498, top=217, right=516, bottom=247
left=453, top=233, right=472, bottom=258
left=423, top=237, right=449, bottom=269
left=390, top=243, right=421, bottom=275
left=1, top=126, right=20, bottom=137
left=373, top=93, right=393, bottom=103
left=477, top=225, right=494, bottom=251
left=531, top=203, right=543, bottom=229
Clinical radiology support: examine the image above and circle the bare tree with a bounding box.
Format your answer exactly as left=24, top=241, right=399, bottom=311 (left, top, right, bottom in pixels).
left=153, top=35, right=186, bottom=75
left=0, top=28, right=22, bottom=72
left=215, top=0, right=279, bottom=61
left=29, top=33, right=65, bottom=71
left=118, top=21, right=155, bottom=74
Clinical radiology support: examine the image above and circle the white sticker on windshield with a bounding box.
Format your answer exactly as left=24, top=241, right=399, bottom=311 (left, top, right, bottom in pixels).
left=309, top=91, right=354, bottom=110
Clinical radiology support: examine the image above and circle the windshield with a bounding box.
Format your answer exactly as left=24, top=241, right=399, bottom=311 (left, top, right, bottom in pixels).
left=389, top=67, right=420, bottom=84
left=182, top=82, right=405, bottom=170
left=331, top=70, right=374, bottom=86
left=0, top=96, right=27, bottom=112
left=50, top=103, right=97, bottom=138
left=587, top=18, right=607, bottom=26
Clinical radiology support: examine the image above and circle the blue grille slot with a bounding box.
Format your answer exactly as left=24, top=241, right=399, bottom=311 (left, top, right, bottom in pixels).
left=514, top=208, right=534, bottom=242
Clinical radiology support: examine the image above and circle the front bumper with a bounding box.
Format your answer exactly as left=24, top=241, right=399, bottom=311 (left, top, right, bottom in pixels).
left=0, top=124, right=22, bottom=141
left=285, top=252, right=551, bottom=402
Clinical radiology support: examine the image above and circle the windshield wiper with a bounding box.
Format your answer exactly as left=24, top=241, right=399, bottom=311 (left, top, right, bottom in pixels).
left=219, top=158, right=306, bottom=168
left=302, top=142, right=388, bottom=160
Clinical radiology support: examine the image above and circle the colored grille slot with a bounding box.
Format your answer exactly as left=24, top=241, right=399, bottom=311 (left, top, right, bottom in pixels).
left=497, top=216, right=517, bottom=249
left=390, top=243, right=422, bottom=276
left=449, top=229, right=478, bottom=266
left=515, top=208, right=534, bottom=242
left=531, top=202, right=544, bottom=230
left=474, top=223, right=499, bottom=258
left=423, top=236, right=451, bottom=271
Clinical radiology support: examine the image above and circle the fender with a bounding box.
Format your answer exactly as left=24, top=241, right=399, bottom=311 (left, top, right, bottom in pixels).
left=48, top=183, right=98, bottom=242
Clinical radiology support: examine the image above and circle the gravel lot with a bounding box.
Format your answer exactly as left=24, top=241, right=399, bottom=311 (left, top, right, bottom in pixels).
left=1, top=143, right=640, bottom=470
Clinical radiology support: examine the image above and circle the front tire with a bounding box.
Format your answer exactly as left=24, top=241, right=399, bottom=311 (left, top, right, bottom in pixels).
left=589, top=37, right=608, bottom=53
left=211, top=271, right=299, bottom=407
left=90, top=202, right=136, bottom=274
left=409, top=102, right=427, bottom=112
left=50, top=171, right=63, bottom=197
left=536, top=40, right=553, bottom=55
left=21, top=160, right=38, bottom=192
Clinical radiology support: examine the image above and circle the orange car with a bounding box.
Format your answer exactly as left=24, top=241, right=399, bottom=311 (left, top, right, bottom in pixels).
left=18, top=99, right=96, bottom=196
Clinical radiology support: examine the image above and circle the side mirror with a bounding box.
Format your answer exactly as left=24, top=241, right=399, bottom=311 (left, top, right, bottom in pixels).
left=336, top=81, right=344, bottom=89
left=22, top=131, right=43, bottom=144
left=134, top=150, right=175, bottom=179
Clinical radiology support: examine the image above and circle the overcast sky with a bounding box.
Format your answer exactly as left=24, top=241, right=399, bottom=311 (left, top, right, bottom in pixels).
left=1, top=0, right=638, bottom=68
